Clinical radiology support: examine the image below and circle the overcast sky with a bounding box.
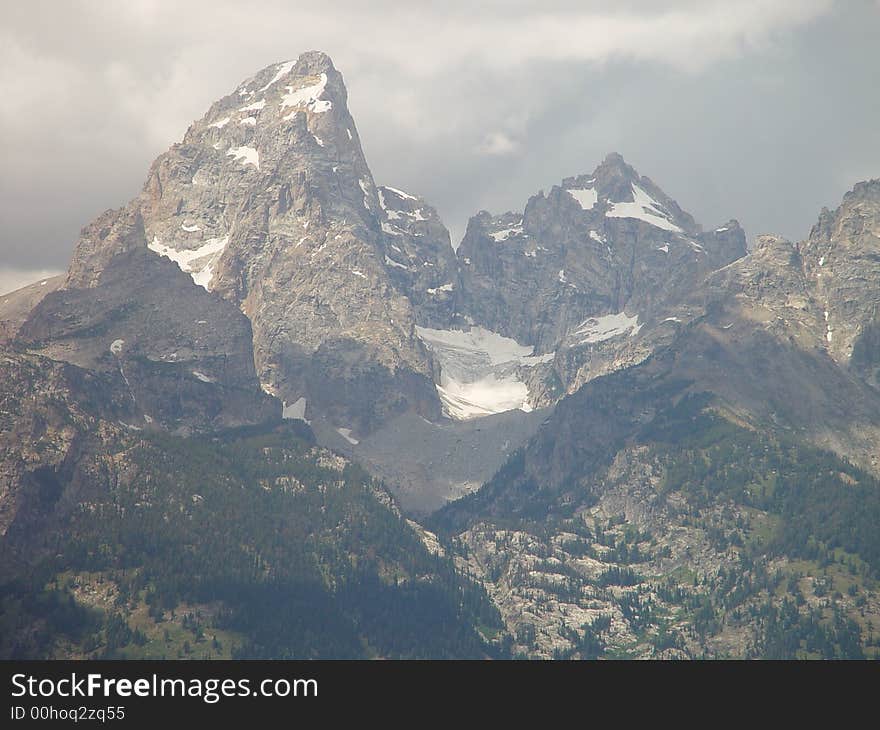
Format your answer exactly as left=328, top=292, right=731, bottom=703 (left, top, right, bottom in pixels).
left=1, top=0, right=879, bottom=294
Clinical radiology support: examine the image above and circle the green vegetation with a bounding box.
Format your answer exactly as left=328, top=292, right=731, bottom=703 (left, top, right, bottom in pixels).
left=438, top=389, right=880, bottom=659
left=0, top=423, right=503, bottom=659
left=650, top=401, right=880, bottom=577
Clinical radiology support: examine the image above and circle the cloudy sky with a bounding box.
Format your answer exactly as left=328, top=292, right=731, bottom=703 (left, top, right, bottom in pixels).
left=1, top=0, right=879, bottom=293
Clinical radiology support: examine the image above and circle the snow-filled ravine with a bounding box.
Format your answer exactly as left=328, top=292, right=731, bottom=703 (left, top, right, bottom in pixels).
left=415, top=325, right=553, bottom=420
left=148, top=235, right=229, bottom=290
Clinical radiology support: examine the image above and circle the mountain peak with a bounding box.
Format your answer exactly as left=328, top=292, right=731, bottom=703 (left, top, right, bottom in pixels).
left=594, top=151, right=638, bottom=181
left=237, top=51, right=339, bottom=94
left=295, top=49, right=336, bottom=70
left=599, top=150, right=630, bottom=169
left=807, top=177, right=880, bottom=249
left=217, top=52, right=346, bottom=128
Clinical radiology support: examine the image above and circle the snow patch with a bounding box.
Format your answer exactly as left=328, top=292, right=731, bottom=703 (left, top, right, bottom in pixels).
left=351, top=269, right=367, bottom=279
left=209, top=117, right=230, bottom=129
left=282, top=397, right=309, bottom=423
left=110, top=339, right=125, bottom=355
left=437, top=375, right=530, bottom=421
left=259, top=60, right=295, bottom=92
left=590, top=230, right=605, bottom=244
left=607, top=184, right=683, bottom=232
left=239, top=99, right=266, bottom=113
left=427, top=283, right=455, bottom=295
left=657, top=243, right=669, bottom=253
left=359, top=179, right=372, bottom=210
left=566, top=187, right=598, bottom=210
left=384, top=255, right=409, bottom=270
left=192, top=370, right=215, bottom=383
left=384, top=185, right=417, bottom=201
left=490, top=225, right=524, bottom=242
left=337, top=427, right=359, bottom=445
left=148, top=235, right=229, bottom=291
left=377, top=189, right=392, bottom=213
left=181, top=223, right=201, bottom=232
left=226, top=146, right=260, bottom=170
left=281, top=73, right=331, bottom=116
left=573, top=312, right=641, bottom=344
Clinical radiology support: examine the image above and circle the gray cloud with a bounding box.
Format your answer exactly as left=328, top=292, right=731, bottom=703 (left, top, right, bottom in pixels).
left=1, top=0, right=878, bottom=289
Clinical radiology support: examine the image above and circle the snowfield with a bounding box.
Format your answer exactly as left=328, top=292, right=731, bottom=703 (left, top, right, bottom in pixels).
left=607, top=184, right=682, bottom=232
left=572, top=312, right=642, bottom=344
left=415, top=325, right=552, bottom=420
left=282, top=397, right=309, bottom=423
left=566, top=187, right=598, bottom=210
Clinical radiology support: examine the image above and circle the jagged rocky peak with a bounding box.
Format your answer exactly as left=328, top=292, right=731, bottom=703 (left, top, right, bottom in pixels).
left=799, top=178, right=880, bottom=379
left=551, top=151, right=701, bottom=236
left=459, top=152, right=744, bottom=284
left=376, top=185, right=459, bottom=328
left=751, top=232, right=800, bottom=259
left=66, top=208, right=151, bottom=289
left=45, top=51, right=458, bottom=438
left=803, top=178, right=880, bottom=269
left=456, top=153, right=746, bottom=360
left=409, top=154, right=752, bottom=427
left=702, top=232, right=815, bottom=332
left=137, top=50, right=379, bottom=301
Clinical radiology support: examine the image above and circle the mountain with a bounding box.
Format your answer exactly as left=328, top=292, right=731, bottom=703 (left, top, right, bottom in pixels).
left=4, top=50, right=750, bottom=511
left=457, top=152, right=744, bottom=351
left=18, top=217, right=278, bottom=433
left=431, top=181, right=880, bottom=658
left=457, top=152, right=744, bottom=386
left=0, top=53, right=503, bottom=660
left=3, top=50, right=880, bottom=660
left=802, top=180, right=880, bottom=388
left=29, top=52, right=461, bottom=440
left=413, top=153, right=746, bottom=422
left=0, top=331, right=502, bottom=658
left=348, top=153, right=747, bottom=511
left=0, top=355, right=501, bottom=658
left=0, top=275, right=64, bottom=344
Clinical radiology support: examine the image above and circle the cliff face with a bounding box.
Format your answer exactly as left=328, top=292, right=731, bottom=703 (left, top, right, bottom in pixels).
left=457, top=153, right=745, bottom=348
left=800, top=180, right=880, bottom=387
